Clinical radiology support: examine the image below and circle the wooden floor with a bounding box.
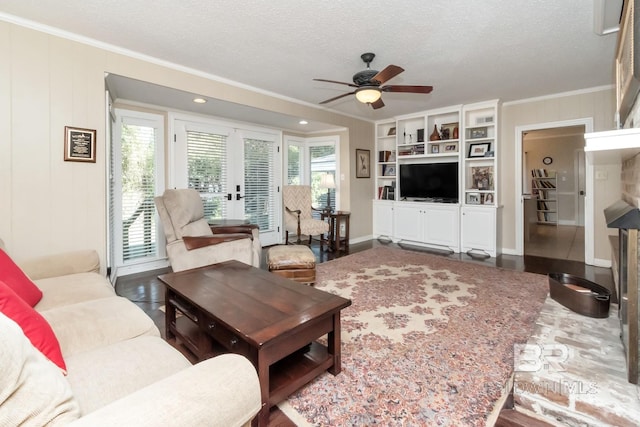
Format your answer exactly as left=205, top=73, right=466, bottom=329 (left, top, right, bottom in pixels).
left=115, top=239, right=614, bottom=426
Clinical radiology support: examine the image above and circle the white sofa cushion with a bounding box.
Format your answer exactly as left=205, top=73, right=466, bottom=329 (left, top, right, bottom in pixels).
left=65, top=335, right=191, bottom=415
left=41, top=296, right=159, bottom=357
left=34, top=272, right=116, bottom=312
left=0, top=312, right=80, bottom=425
left=69, top=354, right=261, bottom=427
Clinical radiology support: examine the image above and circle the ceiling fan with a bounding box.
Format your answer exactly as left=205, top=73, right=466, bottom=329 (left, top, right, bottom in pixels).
left=314, top=52, right=433, bottom=109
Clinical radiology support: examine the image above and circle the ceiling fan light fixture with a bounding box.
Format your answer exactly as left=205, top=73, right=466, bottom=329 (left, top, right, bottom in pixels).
left=355, top=87, right=381, bottom=104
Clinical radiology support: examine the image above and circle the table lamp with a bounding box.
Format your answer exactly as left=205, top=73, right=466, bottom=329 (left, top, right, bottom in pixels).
left=319, top=173, right=336, bottom=213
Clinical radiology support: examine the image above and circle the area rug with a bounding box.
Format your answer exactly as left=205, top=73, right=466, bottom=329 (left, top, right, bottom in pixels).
left=279, top=246, right=549, bottom=426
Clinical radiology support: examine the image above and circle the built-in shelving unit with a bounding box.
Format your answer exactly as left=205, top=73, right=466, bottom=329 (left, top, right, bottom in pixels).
left=532, top=169, right=557, bottom=225
left=462, top=102, right=497, bottom=207
left=375, top=120, right=397, bottom=200
left=373, top=100, right=500, bottom=257
left=461, top=100, right=499, bottom=257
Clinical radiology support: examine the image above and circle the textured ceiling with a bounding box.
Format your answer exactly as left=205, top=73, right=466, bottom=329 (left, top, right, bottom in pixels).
left=0, top=0, right=620, bottom=126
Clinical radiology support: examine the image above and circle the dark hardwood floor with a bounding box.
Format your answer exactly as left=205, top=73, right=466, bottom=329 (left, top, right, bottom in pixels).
left=115, top=239, right=614, bottom=426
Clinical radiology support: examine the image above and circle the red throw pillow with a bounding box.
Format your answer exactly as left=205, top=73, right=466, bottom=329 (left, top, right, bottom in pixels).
left=0, top=280, right=66, bottom=373
left=0, top=249, right=43, bottom=306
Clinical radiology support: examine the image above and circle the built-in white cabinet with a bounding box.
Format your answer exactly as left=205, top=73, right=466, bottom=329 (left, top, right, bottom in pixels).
left=372, top=200, right=394, bottom=239
left=393, top=202, right=459, bottom=252
left=371, top=99, right=499, bottom=256
left=461, top=206, right=497, bottom=257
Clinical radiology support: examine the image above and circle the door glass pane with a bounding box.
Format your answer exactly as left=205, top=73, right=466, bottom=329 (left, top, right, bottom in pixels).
left=187, top=130, right=228, bottom=221
left=244, top=138, right=276, bottom=232
left=287, top=145, right=301, bottom=184
left=120, top=124, right=157, bottom=261
left=309, top=145, right=336, bottom=211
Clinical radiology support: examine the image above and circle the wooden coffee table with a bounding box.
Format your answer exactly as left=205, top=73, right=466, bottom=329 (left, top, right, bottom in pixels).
left=158, top=260, right=351, bottom=427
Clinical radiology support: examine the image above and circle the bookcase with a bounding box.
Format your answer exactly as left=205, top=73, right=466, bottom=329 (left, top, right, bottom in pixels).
left=531, top=169, right=558, bottom=225
left=373, top=100, right=500, bottom=257
left=460, top=100, right=499, bottom=257
left=375, top=120, right=397, bottom=200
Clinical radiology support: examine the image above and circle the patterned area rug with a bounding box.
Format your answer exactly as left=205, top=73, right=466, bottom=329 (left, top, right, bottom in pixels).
left=279, top=247, right=549, bottom=426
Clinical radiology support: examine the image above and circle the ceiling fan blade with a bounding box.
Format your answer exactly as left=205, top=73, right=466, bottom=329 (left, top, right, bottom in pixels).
left=382, top=85, right=433, bottom=94
left=319, top=91, right=356, bottom=104
left=372, top=65, right=404, bottom=85
left=371, top=98, right=385, bottom=109
left=313, top=78, right=359, bottom=88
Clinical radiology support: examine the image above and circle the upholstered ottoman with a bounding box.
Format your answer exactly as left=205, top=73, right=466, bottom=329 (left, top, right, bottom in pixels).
left=267, top=245, right=316, bottom=285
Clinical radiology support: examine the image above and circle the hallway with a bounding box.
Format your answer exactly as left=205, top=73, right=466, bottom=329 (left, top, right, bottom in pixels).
left=525, top=224, right=584, bottom=262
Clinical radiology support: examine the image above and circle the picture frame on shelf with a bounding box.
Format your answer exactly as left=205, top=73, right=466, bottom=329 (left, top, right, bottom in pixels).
left=466, top=192, right=481, bottom=204
left=356, top=149, right=370, bottom=178
left=468, top=142, right=491, bottom=158
left=440, top=122, right=459, bottom=140
left=431, top=145, right=440, bottom=154
left=445, top=143, right=457, bottom=152
left=471, top=166, right=494, bottom=190
left=470, top=127, right=488, bottom=139
left=484, top=150, right=494, bottom=158
left=384, top=165, right=396, bottom=176
left=482, top=193, right=494, bottom=205
left=387, top=127, right=396, bottom=136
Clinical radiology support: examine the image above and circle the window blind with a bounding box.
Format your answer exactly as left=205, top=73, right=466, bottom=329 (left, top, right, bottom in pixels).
left=244, top=137, right=276, bottom=232
left=120, top=124, right=157, bottom=261
left=187, top=130, right=228, bottom=220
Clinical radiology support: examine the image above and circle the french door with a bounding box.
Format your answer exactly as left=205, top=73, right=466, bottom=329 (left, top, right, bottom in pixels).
left=110, top=109, right=166, bottom=277
left=173, top=118, right=281, bottom=246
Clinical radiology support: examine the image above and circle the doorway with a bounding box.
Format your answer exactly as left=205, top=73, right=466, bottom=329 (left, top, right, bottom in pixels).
left=515, top=119, right=593, bottom=263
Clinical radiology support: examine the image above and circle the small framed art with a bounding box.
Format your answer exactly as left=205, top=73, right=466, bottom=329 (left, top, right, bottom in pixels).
left=468, top=142, right=491, bottom=158
left=466, top=192, right=481, bottom=204
left=470, top=127, right=487, bottom=139
left=64, top=126, right=96, bottom=163
left=356, top=149, right=370, bottom=178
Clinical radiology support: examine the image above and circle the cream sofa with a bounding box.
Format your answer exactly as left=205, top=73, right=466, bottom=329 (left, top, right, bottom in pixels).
left=0, top=244, right=261, bottom=426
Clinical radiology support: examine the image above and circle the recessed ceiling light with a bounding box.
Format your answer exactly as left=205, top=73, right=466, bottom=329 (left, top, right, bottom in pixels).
left=299, top=120, right=308, bottom=125
left=193, top=97, right=207, bottom=104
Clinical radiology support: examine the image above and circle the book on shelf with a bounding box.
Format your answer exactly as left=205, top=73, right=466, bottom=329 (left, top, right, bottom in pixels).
left=378, top=186, right=395, bottom=200
left=378, top=150, right=391, bottom=162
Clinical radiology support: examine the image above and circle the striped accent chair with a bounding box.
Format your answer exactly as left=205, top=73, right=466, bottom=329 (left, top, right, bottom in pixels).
left=282, top=185, right=329, bottom=245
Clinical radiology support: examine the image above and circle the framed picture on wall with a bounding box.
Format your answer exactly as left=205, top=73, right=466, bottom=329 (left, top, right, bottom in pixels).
left=356, top=149, right=370, bottom=178
left=64, top=126, right=96, bottom=163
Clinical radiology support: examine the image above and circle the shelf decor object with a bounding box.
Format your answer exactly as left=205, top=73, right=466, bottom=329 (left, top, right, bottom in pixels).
left=470, top=127, right=488, bottom=139
left=468, top=142, right=491, bottom=158
left=430, top=124, right=441, bottom=141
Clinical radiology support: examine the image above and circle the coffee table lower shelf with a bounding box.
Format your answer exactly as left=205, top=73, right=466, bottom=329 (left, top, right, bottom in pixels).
left=168, top=316, right=332, bottom=406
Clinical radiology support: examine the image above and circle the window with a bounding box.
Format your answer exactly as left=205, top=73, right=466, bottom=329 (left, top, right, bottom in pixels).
left=285, top=135, right=339, bottom=212
left=111, top=110, right=165, bottom=275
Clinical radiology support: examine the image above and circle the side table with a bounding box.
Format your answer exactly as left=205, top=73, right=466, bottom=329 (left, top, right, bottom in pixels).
left=321, top=211, right=350, bottom=252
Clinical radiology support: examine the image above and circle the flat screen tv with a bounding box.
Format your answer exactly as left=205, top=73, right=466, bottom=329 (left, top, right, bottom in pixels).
left=399, top=162, right=459, bottom=202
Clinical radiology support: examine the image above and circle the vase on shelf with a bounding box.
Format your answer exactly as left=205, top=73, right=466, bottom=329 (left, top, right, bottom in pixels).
left=429, top=125, right=441, bottom=141
left=453, top=126, right=459, bottom=139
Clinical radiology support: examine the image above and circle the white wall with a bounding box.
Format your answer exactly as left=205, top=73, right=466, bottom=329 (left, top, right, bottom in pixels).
left=0, top=21, right=374, bottom=267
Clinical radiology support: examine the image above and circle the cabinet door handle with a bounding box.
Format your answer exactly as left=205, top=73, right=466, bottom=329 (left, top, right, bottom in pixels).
left=230, top=337, right=238, bottom=346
